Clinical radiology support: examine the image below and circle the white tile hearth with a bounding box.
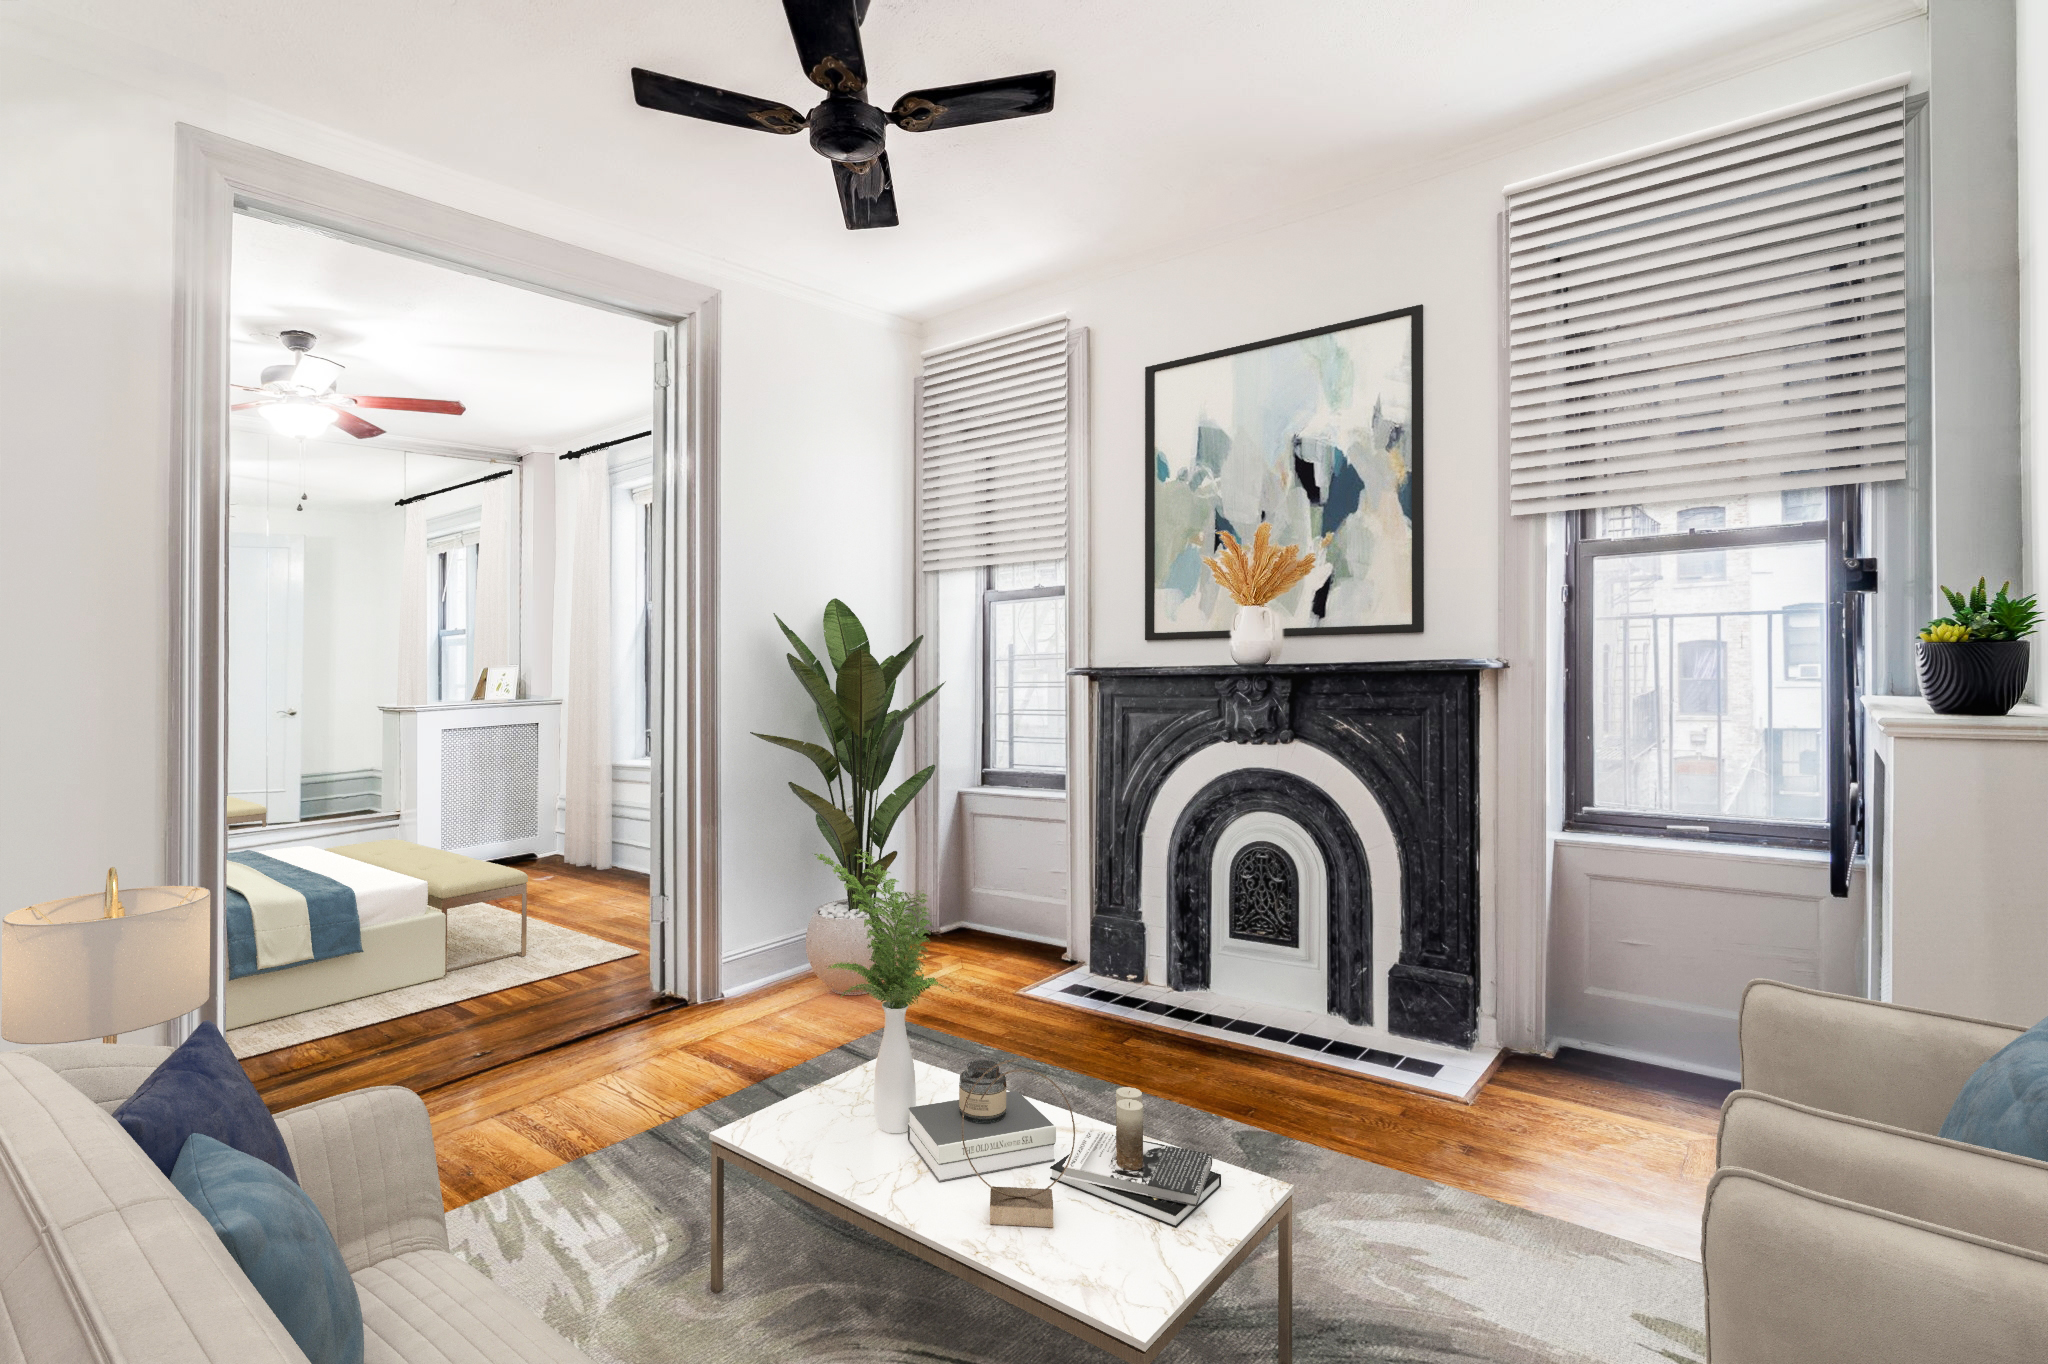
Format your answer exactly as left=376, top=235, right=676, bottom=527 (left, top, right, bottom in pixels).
left=1023, top=966, right=1502, bottom=1104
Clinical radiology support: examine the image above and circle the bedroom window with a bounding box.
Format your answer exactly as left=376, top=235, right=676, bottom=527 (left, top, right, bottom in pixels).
left=983, top=560, right=1066, bottom=788
left=430, top=532, right=480, bottom=702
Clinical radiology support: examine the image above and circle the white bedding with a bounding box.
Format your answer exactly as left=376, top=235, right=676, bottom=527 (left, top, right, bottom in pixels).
left=259, top=846, right=431, bottom=930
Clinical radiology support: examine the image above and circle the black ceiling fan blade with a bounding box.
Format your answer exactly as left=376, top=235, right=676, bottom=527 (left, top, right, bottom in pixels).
left=832, top=153, right=898, bottom=230
left=631, top=67, right=806, bottom=135
left=890, top=71, right=1055, bottom=132
left=783, top=0, right=867, bottom=94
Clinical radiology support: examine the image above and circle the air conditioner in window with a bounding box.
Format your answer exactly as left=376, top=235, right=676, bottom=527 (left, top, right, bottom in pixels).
left=1789, top=663, right=1822, bottom=681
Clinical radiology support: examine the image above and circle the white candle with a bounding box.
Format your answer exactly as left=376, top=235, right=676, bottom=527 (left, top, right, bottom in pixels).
left=1115, top=1097, right=1145, bottom=1170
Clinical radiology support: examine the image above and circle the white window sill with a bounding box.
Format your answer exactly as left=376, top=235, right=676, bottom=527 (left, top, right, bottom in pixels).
left=1552, top=828, right=1840, bottom=868
left=965, top=785, right=1067, bottom=801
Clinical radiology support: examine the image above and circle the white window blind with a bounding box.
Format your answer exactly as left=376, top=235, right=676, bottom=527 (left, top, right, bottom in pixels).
left=1505, top=79, right=1909, bottom=516
left=918, top=316, right=1069, bottom=572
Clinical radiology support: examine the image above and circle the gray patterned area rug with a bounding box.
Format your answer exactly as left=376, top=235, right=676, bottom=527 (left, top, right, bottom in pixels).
left=446, top=1025, right=1706, bottom=1363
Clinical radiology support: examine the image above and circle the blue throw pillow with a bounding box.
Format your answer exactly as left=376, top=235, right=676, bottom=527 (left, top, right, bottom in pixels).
left=1939, top=1017, right=2048, bottom=1161
left=173, top=1134, right=364, bottom=1364
left=114, top=1021, right=296, bottom=1182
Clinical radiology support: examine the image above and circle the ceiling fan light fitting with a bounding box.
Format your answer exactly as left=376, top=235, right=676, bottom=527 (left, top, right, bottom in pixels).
left=260, top=398, right=341, bottom=440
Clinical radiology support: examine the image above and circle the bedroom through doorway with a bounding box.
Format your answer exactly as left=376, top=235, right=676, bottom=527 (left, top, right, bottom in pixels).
left=218, top=209, right=679, bottom=1071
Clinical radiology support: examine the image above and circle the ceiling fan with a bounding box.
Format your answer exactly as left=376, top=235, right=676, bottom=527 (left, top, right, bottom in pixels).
left=231, top=330, right=466, bottom=440
left=630, top=0, right=1054, bottom=230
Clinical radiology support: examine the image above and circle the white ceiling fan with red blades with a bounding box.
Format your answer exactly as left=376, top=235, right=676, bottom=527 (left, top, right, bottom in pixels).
left=231, top=330, right=467, bottom=440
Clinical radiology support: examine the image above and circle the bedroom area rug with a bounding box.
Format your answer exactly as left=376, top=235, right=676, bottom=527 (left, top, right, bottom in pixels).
left=445, top=1025, right=1707, bottom=1364
left=225, top=903, right=637, bottom=1058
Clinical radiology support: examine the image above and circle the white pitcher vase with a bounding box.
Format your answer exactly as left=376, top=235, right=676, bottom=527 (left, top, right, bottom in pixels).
left=1229, top=603, right=1283, bottom=665
left=874, top=1006, right=914, bottom=1134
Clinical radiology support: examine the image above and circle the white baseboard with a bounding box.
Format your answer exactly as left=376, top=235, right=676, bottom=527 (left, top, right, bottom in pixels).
left=719, top=930, right=810, bottom=998
left=942, top=920, right=1067, bottom=948
left=1547, top=1035, right=1742, bottom=1084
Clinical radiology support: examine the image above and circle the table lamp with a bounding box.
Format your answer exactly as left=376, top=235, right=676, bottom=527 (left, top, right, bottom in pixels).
left=2, top=869, right=211, bottom=1045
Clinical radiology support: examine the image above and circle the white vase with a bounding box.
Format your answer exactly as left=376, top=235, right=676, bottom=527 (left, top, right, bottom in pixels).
left=1229, top=604, right=1283, bottom=665
left=874, top=1006, right=914, bottom=1134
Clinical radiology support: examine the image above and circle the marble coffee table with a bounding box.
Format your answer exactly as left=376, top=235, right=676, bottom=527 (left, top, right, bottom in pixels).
left=709, top=1058, right=1295, bottom=1362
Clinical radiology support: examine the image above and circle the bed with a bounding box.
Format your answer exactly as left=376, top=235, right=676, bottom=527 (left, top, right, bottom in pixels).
left=221, top=846, right=446, bottom=1030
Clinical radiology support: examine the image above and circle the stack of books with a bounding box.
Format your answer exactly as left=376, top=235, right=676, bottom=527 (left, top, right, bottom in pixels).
left=1052, top=1130, right=1221, bottom=1226
left=908, top=1098, right=1058, bottom=1181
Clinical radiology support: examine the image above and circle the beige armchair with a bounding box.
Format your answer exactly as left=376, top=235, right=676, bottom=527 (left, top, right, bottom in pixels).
left=1705, top=980, right=2048, bottom=1363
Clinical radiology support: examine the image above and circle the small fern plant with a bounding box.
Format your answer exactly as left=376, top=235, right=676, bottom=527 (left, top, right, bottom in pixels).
left=1921, top=578, right=2042, bottom=643
left=824, top=858, right=938, bottom=1011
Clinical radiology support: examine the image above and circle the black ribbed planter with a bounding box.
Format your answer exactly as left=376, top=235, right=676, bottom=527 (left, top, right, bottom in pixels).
left=1915, top=640, right=2031, bottom=716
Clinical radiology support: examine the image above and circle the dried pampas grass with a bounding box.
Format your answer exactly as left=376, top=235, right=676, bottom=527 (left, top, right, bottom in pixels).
left=1202, top=523, right=1325, bottom=607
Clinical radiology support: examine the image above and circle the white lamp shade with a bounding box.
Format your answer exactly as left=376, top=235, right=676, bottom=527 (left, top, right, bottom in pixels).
left=2, top=888, right=211, bottom=1044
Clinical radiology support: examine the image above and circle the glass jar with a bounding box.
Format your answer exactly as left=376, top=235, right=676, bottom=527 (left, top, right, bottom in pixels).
left=959, top=1058, right=1007, bottom=1124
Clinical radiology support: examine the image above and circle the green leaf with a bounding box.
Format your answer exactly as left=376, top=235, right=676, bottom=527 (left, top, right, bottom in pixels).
left=774, top=615, right=822, bottom=672
left=869, top=850, right=897, bottom=877
left=1972, top=577, right=1989, bottom=614
left=788, top=654, right=849, bottom=742
left=752, top=732, right=840, bottom=782
left=861, top=713, right=909, bottom=791
left=879, top=635, right=923, bottom=689
left=822, top=599, right=869, bottom=670
left=896, top=682, right=942, bottom=720
left=869, top=765, right=935, bottom=851
left=789, top=783, right=856, bottom=865
left=835, top=647, right=889, bottom=739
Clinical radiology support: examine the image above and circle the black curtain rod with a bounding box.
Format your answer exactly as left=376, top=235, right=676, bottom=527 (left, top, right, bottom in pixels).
left=393, top=467, right=513, bottom=508
left=558, top=430, right=652, bottom=461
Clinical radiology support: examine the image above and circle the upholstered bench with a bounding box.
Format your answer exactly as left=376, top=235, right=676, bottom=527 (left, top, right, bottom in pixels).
left=331, top=840, right=529, bottom=958
left=226, top=796, right=267, bottom=827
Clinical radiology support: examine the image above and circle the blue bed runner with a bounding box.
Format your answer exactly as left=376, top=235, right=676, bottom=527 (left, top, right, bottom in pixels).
left=225, top=851, right=364, bottom=980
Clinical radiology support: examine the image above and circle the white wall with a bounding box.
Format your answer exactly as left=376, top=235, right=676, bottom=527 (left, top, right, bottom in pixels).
left=2023, top=0, right=2048, bottom=687
left=923, top=21, right=1927, bottom=670
left=0, top=28, right=914, bottom=1013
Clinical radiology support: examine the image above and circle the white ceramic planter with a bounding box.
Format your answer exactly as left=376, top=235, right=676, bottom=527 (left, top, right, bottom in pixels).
left=1229, top=604, right=1283, bottom=665
left=875, top=1006, right=914, bottom=1133
left=805, top=903, right=872, bottom=995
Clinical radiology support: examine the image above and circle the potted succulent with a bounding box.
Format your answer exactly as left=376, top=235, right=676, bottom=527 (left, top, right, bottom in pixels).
left=1917, top=578, right=2040, bottom=716
left=824, top=860, right=938, bottom=1133
left=1201, top=523, right=1326, bottom=665
left=754, top=600, right=939, bottom=991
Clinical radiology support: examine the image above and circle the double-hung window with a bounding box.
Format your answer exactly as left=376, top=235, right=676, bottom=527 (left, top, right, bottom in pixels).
left=429, top=531, right=480, bottom=702
left=1566, top=488, right=1853, bottom=844
left=1508, top=81, right=1910, bottom=859
left=983, top=561, right=1066, bottom=787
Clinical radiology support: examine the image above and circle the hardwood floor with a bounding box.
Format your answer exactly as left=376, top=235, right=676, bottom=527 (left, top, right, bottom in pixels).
left=245, top=861, right=1729, bottom=1260
left=243, top=857, right=680, bottom=1112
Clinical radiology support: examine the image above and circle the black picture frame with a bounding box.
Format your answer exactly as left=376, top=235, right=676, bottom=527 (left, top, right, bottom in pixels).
left=1144, top=305, right=1423, bottom=639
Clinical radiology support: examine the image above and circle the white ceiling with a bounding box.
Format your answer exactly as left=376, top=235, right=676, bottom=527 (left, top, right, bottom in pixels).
left=230, top=213, right=654, bottom=451
left=228, top=434, right=491, bottom=512
left=57, top=0, right=1911, bottom=319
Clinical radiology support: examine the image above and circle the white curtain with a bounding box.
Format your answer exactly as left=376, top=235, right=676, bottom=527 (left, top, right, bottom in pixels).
left=563, top=456, right=613, bottom=868
left=472, top=475, right=516, bottom=683
left=395, top=502, right=432, bottom=705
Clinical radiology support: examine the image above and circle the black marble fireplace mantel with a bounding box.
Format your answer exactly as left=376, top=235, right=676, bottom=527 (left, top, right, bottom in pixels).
left=1076, top=659, right=1505, bottom=1048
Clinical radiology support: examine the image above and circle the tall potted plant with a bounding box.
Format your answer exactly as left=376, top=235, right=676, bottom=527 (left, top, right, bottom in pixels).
left=755, top=600, right=939, bottom=991
left=1917, top=578, right=2040, bottom=716
left=824, top=861, right=938, bottom=1133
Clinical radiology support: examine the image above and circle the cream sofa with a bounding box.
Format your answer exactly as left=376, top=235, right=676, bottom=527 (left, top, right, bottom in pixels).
left=0, top=1043, right=587, bottom=1364
left=1705, top=980, right=2048, bottom=1363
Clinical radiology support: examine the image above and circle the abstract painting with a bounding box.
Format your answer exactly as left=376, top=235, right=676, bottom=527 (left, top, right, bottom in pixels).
left=1147, top=307, right=1422, bottom=637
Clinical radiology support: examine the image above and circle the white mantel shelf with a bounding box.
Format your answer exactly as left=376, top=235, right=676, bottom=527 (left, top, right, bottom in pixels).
left=1864, top=695, right=2048, bottom=740
left=1864, top=694, right=2048, bottom=1027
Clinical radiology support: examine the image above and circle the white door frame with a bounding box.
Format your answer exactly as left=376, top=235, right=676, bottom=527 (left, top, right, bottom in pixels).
left=170, top=126, right=723, bottom=1029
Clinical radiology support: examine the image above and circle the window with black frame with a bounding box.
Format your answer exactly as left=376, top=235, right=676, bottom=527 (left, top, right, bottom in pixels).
left=1566, top=487, right=1855, bottom=847
left=982, top=561, right=1066, bottom=788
